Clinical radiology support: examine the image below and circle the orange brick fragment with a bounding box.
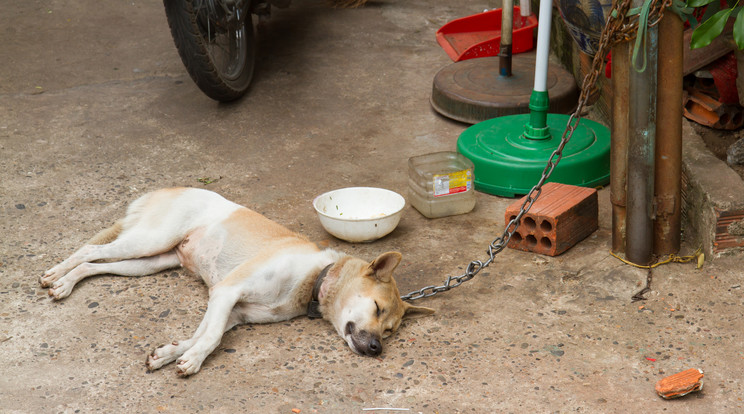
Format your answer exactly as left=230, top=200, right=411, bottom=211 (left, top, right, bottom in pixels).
left=655, top=368, right=704, bottom=399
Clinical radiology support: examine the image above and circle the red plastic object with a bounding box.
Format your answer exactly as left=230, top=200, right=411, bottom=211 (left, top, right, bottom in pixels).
left=436, top=7, right=537, bottom=62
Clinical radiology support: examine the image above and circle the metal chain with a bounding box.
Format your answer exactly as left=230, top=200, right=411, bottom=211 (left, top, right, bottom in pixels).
left=402, top=0, right=672, bottom=301
left=631, top=268, right=654, bottom=301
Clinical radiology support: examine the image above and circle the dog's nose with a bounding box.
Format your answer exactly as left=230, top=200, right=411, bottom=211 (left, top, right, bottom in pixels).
left=367, top=337, right=382, bottom=356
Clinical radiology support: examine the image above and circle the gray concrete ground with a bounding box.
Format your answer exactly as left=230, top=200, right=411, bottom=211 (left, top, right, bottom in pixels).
left=2, top=0, right=743, bottom=412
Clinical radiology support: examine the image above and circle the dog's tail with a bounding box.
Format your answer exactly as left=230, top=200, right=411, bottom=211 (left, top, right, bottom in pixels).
left=87, top=220, right=124, bottom=245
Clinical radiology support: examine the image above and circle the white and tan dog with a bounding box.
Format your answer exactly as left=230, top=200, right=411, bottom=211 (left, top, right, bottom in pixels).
left=40, top=187, right=433, bottom=376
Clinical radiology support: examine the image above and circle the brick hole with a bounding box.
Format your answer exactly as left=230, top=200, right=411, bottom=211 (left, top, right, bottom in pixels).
left=720, top=112, right=730, bottom=125
left=511, top=232, right=523, bottom=244
left=523, top=216, right=536, bottom=231
left=526, top=234, right=537, bottom=247
left=699, top=77, right=715, bottom=88
left=734, top=112, right=743, bottom=126
left=540, top=219, right=553, bottom=233
left=540, top=237, right=552, bottom=250
left=508, top=215, right=518, bottom=230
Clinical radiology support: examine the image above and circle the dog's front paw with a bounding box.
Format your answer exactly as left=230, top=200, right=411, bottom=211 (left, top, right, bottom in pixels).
left=146, top=351, right=167, bottom=372
left=176, top=350, right=204, bottom=377
left=146, top=341, right=184, bottom=371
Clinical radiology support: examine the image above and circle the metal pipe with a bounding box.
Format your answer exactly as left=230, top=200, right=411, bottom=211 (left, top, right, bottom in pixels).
left=523, top=0, right=553, bottom=140
left=625, top=23, right=658, bottom=265
left=654, top=13, right=683, bottom=255
left=519, top=0, right=531, bottom=16
left=533, top=0, right=552, bottom=92
left=500, top=0, right=514, bottom=77
left=611, top=41, right=631, bottom=254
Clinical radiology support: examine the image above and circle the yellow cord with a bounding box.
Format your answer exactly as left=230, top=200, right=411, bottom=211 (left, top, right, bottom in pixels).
left=609, top=247, right=704, bottom=269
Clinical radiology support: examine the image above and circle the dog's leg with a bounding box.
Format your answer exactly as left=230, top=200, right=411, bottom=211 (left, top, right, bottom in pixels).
left=42, top=228, right=184, bottom=288
left=146, top=306, right=245, bottom=372
left=146, top=309, right=213, bottom=372
left=173, top=286, right=242, bottom=376
left=47, top=251, right=181, bottom=300
left=41, top=222, right=125, bottom=286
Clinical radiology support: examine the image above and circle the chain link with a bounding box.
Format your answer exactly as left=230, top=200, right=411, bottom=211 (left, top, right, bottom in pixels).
left=402, top=0, right=672, bottom=301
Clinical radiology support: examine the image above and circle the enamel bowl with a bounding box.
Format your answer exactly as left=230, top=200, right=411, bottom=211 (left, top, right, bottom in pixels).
left=313, top=187, right=405, bottom=243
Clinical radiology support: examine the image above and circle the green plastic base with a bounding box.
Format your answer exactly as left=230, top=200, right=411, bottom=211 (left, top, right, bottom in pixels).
left=456, top=113, right=611, bottom=197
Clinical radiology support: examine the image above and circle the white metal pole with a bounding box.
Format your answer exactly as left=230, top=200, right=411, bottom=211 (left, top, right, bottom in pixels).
left=519, top=0, right=531, bottom=16
left=533, top=0, right=553, bottom=92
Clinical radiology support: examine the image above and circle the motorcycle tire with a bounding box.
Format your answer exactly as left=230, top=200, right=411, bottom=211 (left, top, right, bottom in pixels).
left=163, top=0, right=256, bottom=102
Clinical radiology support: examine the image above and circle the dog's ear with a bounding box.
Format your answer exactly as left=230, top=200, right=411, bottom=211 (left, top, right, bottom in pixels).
left=368, top=251, right=402, bottom=283
left=403, top=302, right=435, bottom=319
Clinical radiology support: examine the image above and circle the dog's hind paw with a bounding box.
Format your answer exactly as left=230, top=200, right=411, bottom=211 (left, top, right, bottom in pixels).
left=39, top=269, right=62, bottom=288
left=47, top=280, right=73, bottom=300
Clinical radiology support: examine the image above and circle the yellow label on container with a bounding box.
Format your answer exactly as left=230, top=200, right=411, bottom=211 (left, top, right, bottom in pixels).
left=433, top=170, right=471, bottom=197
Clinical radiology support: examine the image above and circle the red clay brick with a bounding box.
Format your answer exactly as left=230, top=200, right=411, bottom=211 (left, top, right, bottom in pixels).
left=714, top=209, right=744, bottom=252
left=505, top=182, right=598, bottom=256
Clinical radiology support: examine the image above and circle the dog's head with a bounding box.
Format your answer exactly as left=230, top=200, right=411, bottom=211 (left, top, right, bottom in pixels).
left=319, top=251, right=434, bottom=357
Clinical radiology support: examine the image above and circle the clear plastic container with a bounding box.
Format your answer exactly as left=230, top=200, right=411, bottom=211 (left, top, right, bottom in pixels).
left=408, top=151, right=476, bottom=218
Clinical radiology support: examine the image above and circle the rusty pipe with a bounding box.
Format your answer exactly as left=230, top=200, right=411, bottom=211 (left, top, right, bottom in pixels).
left=500, top=0, right=514, bottom=77
left=611, top=41, right=631, bottom=254
left=654, top=13, right=683, bottom=255
left=625, top=22, right=658, bottom=266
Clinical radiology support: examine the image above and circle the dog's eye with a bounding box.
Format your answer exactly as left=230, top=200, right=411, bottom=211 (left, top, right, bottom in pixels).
left=383, top=329, right=393, bottom=338
left=375, top=301, right=382, bottom=317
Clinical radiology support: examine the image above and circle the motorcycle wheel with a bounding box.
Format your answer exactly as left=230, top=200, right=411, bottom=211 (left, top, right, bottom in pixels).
left=164, top=0, right=256, bottom=102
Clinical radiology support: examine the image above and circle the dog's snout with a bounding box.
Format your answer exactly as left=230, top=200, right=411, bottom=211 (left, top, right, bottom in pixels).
left=367, top=337, right=382, bottom=356
left=345, top=322, right=383, bottom=356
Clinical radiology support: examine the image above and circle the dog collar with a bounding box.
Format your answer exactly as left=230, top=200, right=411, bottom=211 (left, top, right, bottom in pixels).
left=307, top=263, right=334, bottom=319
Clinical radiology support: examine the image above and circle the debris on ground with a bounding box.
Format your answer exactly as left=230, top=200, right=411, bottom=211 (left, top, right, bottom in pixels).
left=655, top=368, right=704, bottom=399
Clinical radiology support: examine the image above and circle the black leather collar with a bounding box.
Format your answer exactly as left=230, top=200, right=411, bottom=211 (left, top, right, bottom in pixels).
left=307, top=263, right=334, bottom=319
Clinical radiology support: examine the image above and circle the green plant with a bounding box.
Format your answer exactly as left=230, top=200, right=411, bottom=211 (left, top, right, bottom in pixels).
left=687, top=0, right=744, bottom=49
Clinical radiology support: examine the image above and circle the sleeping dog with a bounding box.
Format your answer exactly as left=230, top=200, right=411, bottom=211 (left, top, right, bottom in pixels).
left=40, top=188, right=433, bottom=376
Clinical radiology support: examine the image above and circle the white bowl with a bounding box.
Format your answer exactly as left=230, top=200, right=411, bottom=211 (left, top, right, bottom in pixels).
left=313, top=187, right=406, bottom=243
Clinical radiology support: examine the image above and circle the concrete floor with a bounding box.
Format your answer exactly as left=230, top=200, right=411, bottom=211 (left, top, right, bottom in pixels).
left=2, top=0, right=743, bottom=412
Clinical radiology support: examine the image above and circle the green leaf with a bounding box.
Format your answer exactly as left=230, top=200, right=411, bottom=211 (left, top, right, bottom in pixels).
left=673, top=0, right=698, bottom=27
left=690, top=8, right=734, bottom=49
left=686, top=0, right=719, bottom=7
left=735, top=8, right=744, bottom=49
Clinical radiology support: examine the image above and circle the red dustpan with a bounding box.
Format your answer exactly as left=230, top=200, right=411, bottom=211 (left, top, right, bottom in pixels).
left=436, top=7, right=537, bottom=62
